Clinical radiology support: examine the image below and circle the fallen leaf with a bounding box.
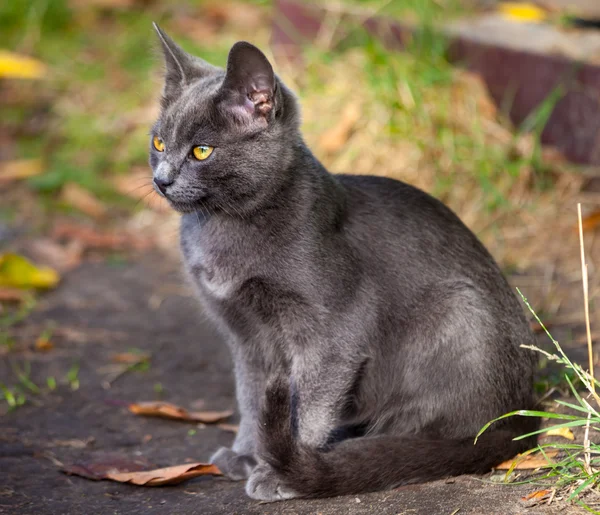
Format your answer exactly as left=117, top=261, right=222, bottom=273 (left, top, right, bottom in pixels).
left=0, top=287, right=27, bottom=303
left=63, top=456, right=221, bottom=486
left=128, top=401, right=233, bottom=424
left=61, top=183, right=107, bottom=219
left=495, top=450, right=558, bottom=470
left=217, top=423, right=239, bottom=434
left=106, top=462, right=222, bottom=486
left=111, top=352, right=149, bottom=364
left=0, top=159, right=43, bottom=183
left=579, top=210, right=600, bottom=233
left=0, top=51, right=47, bottom=79
left=522, top=488, right=553, bottom=501
left=62, top=455, right=155, bottom=480
left=26, top=239, right=83, bottom=273
left=52, top=221, right=151, bottom=251
left=498, top=2, right=547, bottom=23
left=35, top=336, right=54, bottom=352
left=545, top=427, right=575, bottom=440
left=319, top=103, right=361, bottom=154
left=0, top=253, right=59, bottom=289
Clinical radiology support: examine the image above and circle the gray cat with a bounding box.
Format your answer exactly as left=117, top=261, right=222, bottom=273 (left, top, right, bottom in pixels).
left=149, top=24, right=538, bottom=501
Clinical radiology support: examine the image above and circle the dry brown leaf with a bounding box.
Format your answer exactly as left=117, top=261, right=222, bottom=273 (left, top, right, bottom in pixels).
left=217, top=423, right=239, bottom=434
left=495, top=450, right=558, bottom=470
left=52, top=221, right=151, bottom=251
left=0, top=287, right=27, bottom=303
left=26, top=239, right=83, bottom=272
left=128, top=401, right=233, bottom=424
left=319, top=103, right=361, bottom=154
left=62, top=455, right=155, bottom=480
left=522, top=488, right=553, bottom=501
left=61, top=183, right=107, bottom=219
left=579, top=210, right=600, bottom=233
left=0, top=159, right=43, bottom=183
left=111, top=352, right=149, bottom=364
left=106, top=462, right=222, bottom=486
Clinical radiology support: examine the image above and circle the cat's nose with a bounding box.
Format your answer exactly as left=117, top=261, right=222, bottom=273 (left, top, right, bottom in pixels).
left=153, top=176, right=173, bottom=195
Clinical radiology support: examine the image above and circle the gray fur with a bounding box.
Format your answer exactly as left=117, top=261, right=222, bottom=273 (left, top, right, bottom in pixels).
left=149, top=27, right=538, bottom=501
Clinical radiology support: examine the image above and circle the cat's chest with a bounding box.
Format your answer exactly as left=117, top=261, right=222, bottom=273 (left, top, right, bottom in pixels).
left=180, top=214, right=256, bottom=300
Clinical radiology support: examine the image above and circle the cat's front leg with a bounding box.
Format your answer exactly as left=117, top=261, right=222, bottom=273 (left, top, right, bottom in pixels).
left=291, top=350, right=356, bottom=448
left=210, top=347, right=265, bottom=480
left=247, top=351, right=356, bottom=501
left=209, top=447, right=256, bottom=481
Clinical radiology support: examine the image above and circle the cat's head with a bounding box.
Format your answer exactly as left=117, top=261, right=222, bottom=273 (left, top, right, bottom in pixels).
left=149, top=24, right=300, bottom=214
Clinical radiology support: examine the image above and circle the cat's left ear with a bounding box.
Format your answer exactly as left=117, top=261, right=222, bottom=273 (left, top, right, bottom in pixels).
left=218, top=41, right=276, bottom=128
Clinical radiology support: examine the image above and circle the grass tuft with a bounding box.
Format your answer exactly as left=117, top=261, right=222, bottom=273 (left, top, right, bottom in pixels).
left=478, top=206, right=600, bottom=511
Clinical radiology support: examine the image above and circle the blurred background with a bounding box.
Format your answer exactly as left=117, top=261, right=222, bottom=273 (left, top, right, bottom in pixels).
left=1, top=0, right=600, bottom=410
left=4, top=2, right=600, bottom=511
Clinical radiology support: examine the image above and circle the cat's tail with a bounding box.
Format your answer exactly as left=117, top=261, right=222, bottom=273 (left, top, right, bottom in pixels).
left=257, top=377, right=537, bottom=498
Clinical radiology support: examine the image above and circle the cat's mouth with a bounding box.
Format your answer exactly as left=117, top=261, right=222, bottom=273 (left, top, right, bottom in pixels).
left=153, top=183, right=209, bottom=214
left=162, top=195, right=210, bottom=214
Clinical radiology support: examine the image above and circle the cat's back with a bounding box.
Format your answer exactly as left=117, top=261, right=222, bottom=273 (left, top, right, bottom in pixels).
left=337, top=174, right=463, bottom=228
left=335, top=173, right=506, bottom=290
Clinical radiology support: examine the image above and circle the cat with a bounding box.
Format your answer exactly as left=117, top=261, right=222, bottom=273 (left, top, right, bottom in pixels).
left=149, top=24, right=539, bottom=501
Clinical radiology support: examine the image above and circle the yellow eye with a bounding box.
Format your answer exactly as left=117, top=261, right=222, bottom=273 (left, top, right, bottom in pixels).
left=153, top=136, right=165, bottom=152
left=192, top=145, right=214, bottom=161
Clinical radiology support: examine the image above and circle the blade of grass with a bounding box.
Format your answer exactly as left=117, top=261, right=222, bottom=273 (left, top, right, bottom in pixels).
left=578, top=203, right=595, bottom=476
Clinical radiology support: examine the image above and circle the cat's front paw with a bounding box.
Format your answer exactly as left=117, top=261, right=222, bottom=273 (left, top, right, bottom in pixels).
left=245, top=463, right=298, bottom=501
left=210, top=447, right=257, bottom=481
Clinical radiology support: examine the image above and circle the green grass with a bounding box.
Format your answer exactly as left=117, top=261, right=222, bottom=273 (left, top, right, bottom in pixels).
left=0, top=0, right=234, bottom=207
left=66, top=363, right=80, bottom=391
left=478, top=291, right=600, bottom=512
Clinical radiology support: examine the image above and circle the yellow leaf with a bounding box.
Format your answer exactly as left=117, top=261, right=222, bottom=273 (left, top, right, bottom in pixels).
left=0, top=253, right=59, bottom=290
left=0, top=50, right=47, bottom=79
left=546, top=426, right=575, bottom=440
left=495, top=449, right=558, bottom=470
left=35, top=337, right=54, bottom=352
left=0, top=159, right=44, bottom=183
left=498, top=2, right=547, bottom=23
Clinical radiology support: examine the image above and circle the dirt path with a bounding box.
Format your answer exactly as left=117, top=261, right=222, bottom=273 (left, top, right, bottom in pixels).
left=0, top=253, right=587, bottom=514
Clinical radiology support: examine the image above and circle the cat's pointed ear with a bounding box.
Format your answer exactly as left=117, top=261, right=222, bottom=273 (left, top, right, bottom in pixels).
left=218, top=41, right=276, bottom=127
left=153, top=23, right=214, bottom=102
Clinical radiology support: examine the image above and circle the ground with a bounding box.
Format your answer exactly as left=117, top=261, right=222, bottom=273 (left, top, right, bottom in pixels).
left=3, top=0, right=600, bottom=513
left=0, top=251, right=590, bottom=515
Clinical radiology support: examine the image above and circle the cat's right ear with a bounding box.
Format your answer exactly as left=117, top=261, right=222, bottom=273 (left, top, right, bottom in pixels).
left=153, top=23, right=215, bottom=103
